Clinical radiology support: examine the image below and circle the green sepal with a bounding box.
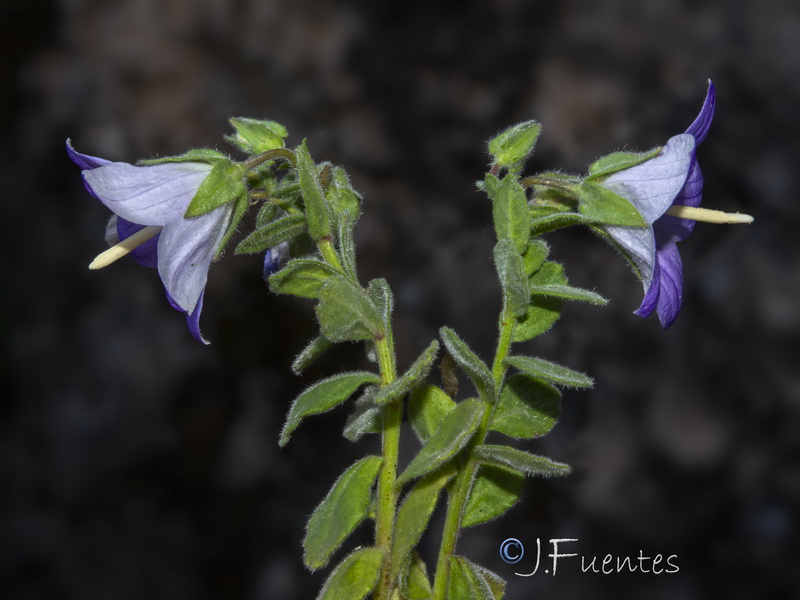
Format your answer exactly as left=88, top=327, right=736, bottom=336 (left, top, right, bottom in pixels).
left=303, top=456, right=383, bottom=570
left=439, top=328, right=495, bottom=402
left=573, top=181, right=646, bottom=227
left=491, top=373, right=561, bottom=439
left=296, top=140, right=332, bottom=241
left=528, top=283, right=608, bottom=305
left=493, top=240, right=530, bottom=318
left=373, top=340, right=439, bottom=406
left=403, top=551, right=433, bottom=600
left=504, top=355, right=593, bottom=388
left=522, top=239, right=549, bottom=276
left=474, top=444, right=571, bottom=478
left=137, top=148, right=229, bottom=165
left=390, top=465, right=456, bottom=582
left=214, top=192, right=249, bottom=258
left=183, top=160, right=245, bottom=218
left=326, top=166, right=362, bottom=227
left=279, top=371, right=380, bottom=446
left=463, top=463, right=524, bottom=528
left=480, top=173, right=500, bottom=197
left=448, top=556, right=496, bottom=600
left=529, top=207, right=600, bottom=236
left=343, top=387, right=381, bottom=442
left=316, top=275, right=384, bottom=342
left=255, top=202, right=279, bottom=228
left=315, top=547, right=384, bottom=600
left=268, top=258, right=339, bottom=299
left=408, top=385, right=457, bottom=444
left=512, top=262, right=567, bottom=342
left=491, top=175, right=530, bottom=255
left=292, top=335, right=335, bottom=375
left=235, top=214, right=307, bottom=254
left=226, top=117, right=288, bottom=155
left=488, top=120, right=542, bottom=170
left=396, top=398, right=484, bottom=487
left=366, top=278, right=393, bottom=333
left=586, top=147, right=661, bottom=180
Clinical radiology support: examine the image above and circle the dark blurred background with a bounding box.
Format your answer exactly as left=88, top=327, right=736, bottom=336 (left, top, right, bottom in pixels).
left=2, top=1, right=798, bottom=599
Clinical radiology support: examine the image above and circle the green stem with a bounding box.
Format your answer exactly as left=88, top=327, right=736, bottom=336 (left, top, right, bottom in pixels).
left=373, top=335, right=400, bottom=600
left=240, top=147, right=297, bottom=171
left=431, top=310, right=515, bottom=599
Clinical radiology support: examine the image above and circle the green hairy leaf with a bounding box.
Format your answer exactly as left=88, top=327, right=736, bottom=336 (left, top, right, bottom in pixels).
left=574, top=181, right=647, bottom=227
left=315, top=547, right=384, bottom=600
left=280, top=371, right=380, bottom=446
left=403, top=551, right=433, bottom=599
left=504, top=355, right=594, bottom=388
left=491, top=174, right=530, bottom=255
left=512, top=261, right=567, bottom=342
left=291, top=335, right=335, bottom=375
left=408, top=385, right=457, bottom=444
left=137, top=148, right=229, bottom=165
left=396, top=398, right=484, bottom=487
left=337, top=212, right=358, bottom=278
left=296, top=140, right=332, bottom=241
left=366, top=278, right=393, bottom=333
left=463, top=464, right=524, bottom=528
left=522, top=239, right=550, bottom=276
left=491, top=373, right=561, bottom=439
left=474, top=444, right=571, bottom=478
left=185, top=160, right=246, bottom=218
left=373, top=340, right=440, bottom=405
left=493, top=240, right=530, bottom=318
left=316, top=275, right=384, bottom=342
left=326, top=166, right=362, bottom=227
left=529, top=208, right=601, bottom=236
left=448, top=556, right=496, bottom=600
left=586, top=147, right=660, bottom=179
left=304, top=456, right=383, bottom=570
left=269, top=258, right=339, bottom=298
left=528, top=283, right=608, bottom=305
left=390, top=465, right=455, bottom=582
left=235, top=214, right=307, bottom=255
left=439, top=328, right=495, bottom=402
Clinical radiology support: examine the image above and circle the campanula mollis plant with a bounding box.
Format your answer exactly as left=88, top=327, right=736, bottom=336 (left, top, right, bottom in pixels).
left=70, top=80, right=751, bottom=600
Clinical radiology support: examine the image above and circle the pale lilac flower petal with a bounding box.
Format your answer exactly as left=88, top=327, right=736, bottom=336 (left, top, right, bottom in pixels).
left=653, top=241, right=683, bottom=328
left=82, top=161, right=213, bottom=226
left=157, top=203, right=232, bottom=315
left=602, top=134, right=695, bottom=222
left=66, top=139, right=111, bottom=169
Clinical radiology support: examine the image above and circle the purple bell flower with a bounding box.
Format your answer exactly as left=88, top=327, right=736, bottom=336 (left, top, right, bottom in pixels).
left=602, top=81, right=715, bottom=328
left=68, top=140, right=233, bottom=343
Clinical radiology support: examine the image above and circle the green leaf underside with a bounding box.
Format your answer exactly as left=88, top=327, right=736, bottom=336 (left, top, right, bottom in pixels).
left=316, top=275, right=384, bottom=342
left=366, top=278, right=394, bottom=332
left=522, top=239, right=550, bottom=276
left=315, top=547, right=384, bottom=600
left=504, top=355, right=593, bottom=388
left=337, top=213, right=358, bottom=278
left=291, top=335, right=335, bottom=375
left=491, top=373, right=561, bottom=439
left=587, top=147, right=661, bottom=179
left=343, top=387, right=381, bottom=442
left=493, top=241, right=530, bottom=318
left=439, top=328, right=495, bottom=402
left=391, top=465, right=456, bottom=581
left=373, top=340, right=440, bottom=405
left=474, top=444, right=571, bottom=478
left=297, top=140, right=332, bottom=241
left=574, top=181, right=647, bottom=227
left=512, top=261, right=568, bottom=342
left=269, top=258, right=339, bottom=298
left=492, top=175, right=530, bottom=255
left=397, top=398, right=484, bottom=487
left=304, top=456, right=383, bottom=570
left=185, top=161, right=246, bottom=218
left=255, top=201, right=278, bottom=229
left=235, top=214, right=307, bottom=254
left=448, top=556, right=496, bottom=600
left=463, top=464, right=524, bottom=528
left=408, top=385, right=457, bottom=444
left=280, top=371, right=380, bottom=446
left=529, top=207, right=600, bottom=236
left=403, top=551, right=433, bottom=599
left=528, top=283, right=608, bottom=305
